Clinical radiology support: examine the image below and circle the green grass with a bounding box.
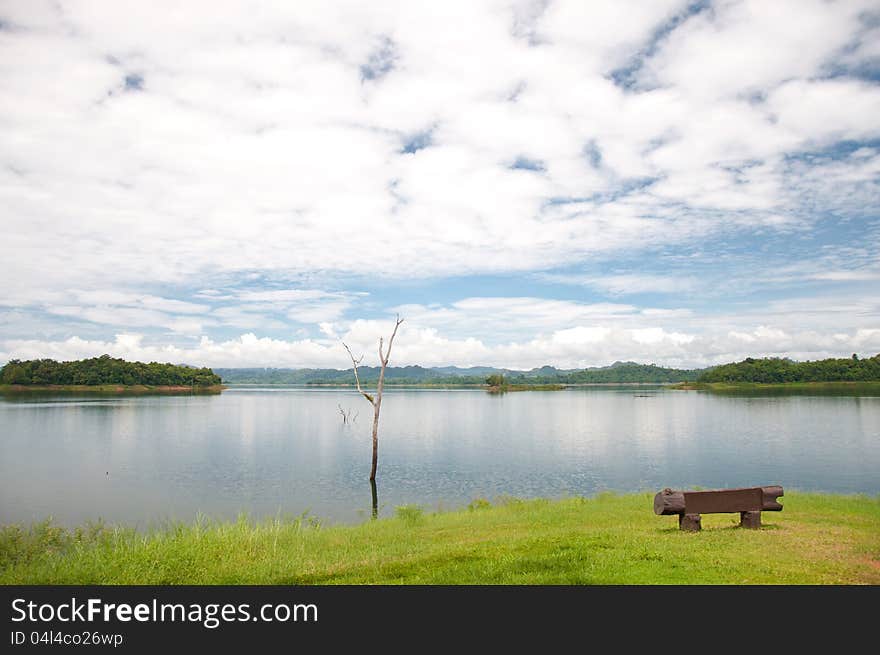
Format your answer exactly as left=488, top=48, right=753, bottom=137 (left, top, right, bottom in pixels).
left=1, top=493, right=878, bottom=584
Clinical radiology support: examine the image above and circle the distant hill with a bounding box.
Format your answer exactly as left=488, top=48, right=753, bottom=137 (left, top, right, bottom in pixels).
left=565, top=362, right=702, bottom=383
left=215, top=361, right=702, bottom=385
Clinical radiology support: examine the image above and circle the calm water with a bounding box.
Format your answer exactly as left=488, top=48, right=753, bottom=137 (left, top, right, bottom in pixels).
left=1, top=386, right=878, bottom=526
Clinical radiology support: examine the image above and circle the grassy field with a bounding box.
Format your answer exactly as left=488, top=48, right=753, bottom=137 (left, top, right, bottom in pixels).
left=2, top=493, right=878, bottom=584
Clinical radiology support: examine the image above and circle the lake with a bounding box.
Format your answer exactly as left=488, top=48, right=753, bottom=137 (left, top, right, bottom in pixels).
left=1, top=386, right=878, bottom=527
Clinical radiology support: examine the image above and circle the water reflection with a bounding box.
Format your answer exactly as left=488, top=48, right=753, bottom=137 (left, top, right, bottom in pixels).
left=0, top=386, right=877, bottom=527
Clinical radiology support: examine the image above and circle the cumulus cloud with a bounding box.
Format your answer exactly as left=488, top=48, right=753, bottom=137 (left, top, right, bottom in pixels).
left=4, top=292, right=880, bottom=369
left=0, top=1, right=878, bottom=367
left=3, top=2, right=878, bottom=283
left=3, top=322, right=879, bottom=371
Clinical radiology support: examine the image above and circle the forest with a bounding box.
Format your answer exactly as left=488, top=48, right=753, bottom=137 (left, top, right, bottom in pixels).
left=0, top=355, right=222, bottom=387
left=697, top=354, right=880, bottom=383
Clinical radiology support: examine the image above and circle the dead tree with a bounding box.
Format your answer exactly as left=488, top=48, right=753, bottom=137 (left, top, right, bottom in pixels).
left=337, top=404, right=351, bottom=424
left=343, top=315, right=404, bottom=483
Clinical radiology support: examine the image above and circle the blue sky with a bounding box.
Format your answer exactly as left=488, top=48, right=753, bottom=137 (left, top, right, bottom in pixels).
left=1, top=1, right=879, bottom=369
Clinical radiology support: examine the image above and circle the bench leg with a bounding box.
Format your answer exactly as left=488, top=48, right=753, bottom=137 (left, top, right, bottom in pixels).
left=740, top=511, right=761, bottom=529
left=679, top=513, right=701, bottom=532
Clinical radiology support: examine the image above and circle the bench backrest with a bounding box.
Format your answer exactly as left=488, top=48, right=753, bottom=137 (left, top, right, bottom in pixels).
left=684, top=487, right=764, bottom=514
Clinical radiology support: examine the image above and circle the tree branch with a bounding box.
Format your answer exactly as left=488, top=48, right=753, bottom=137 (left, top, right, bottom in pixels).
left=342, top=342, right=374, bottom=405
left=382, top=315, right=404, bottom=365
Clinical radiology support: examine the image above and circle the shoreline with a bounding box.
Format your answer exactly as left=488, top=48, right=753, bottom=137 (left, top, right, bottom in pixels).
left=487, top=383, right=567, bottom=392
left=670, top=381, right=880, bottom=392
left=0, top=384, right=227, bottom=394
left=226, top=382, right=678, bottom=388
left=4, top=381, right=879, bottom=394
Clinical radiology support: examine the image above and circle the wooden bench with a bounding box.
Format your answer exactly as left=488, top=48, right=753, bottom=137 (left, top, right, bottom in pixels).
left=654, top=485, right=783, bottom=531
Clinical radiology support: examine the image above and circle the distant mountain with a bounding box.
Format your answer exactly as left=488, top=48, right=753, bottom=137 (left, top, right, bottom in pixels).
left=432, top=365, right=511, bottom=376
left=215, top=361, right=702, bottom=385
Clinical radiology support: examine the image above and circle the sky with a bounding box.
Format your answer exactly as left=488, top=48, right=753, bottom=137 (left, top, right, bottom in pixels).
left=1, top=0, right=879, bottom=370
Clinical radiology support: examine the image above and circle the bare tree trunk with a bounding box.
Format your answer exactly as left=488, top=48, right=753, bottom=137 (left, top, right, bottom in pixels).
left=343, top=315, right=403, bottom=483
left=370, top=399, right=381, bottom=481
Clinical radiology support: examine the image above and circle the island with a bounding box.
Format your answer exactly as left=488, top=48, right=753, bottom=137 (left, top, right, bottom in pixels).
left=670, top=354, right=880, bottom=392
left=484, top=373, right=565, bottom=392
left=0, top=355, right=224, bottom=393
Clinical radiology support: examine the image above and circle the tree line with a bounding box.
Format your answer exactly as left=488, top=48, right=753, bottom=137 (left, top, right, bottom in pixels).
left=0, top=355, right=222, bottom=387
left=4, top=354, right=877, bottom=388
left=697, top=354, right=880, bottom=383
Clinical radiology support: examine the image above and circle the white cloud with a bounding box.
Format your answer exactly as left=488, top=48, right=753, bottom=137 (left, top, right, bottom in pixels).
left=538, top=273, right=698, bottom=295
left=2, top=1, right=877, bottom=293
left=240, top=289, right=359, bottom=322
left=768, top=79, right=880, bottom=146
left=68, top=291, right=210, bottom=315
left=393, top=297, right=639, bottom=343
left=45, top=304, right=212, bottom=335
left=638, top=0, right=869, bottom=98
left=0, top=2, right=878, bottom=365
left=3, top=322, right=878, bottom=371
left=811, top=271, right=880, bottom=282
